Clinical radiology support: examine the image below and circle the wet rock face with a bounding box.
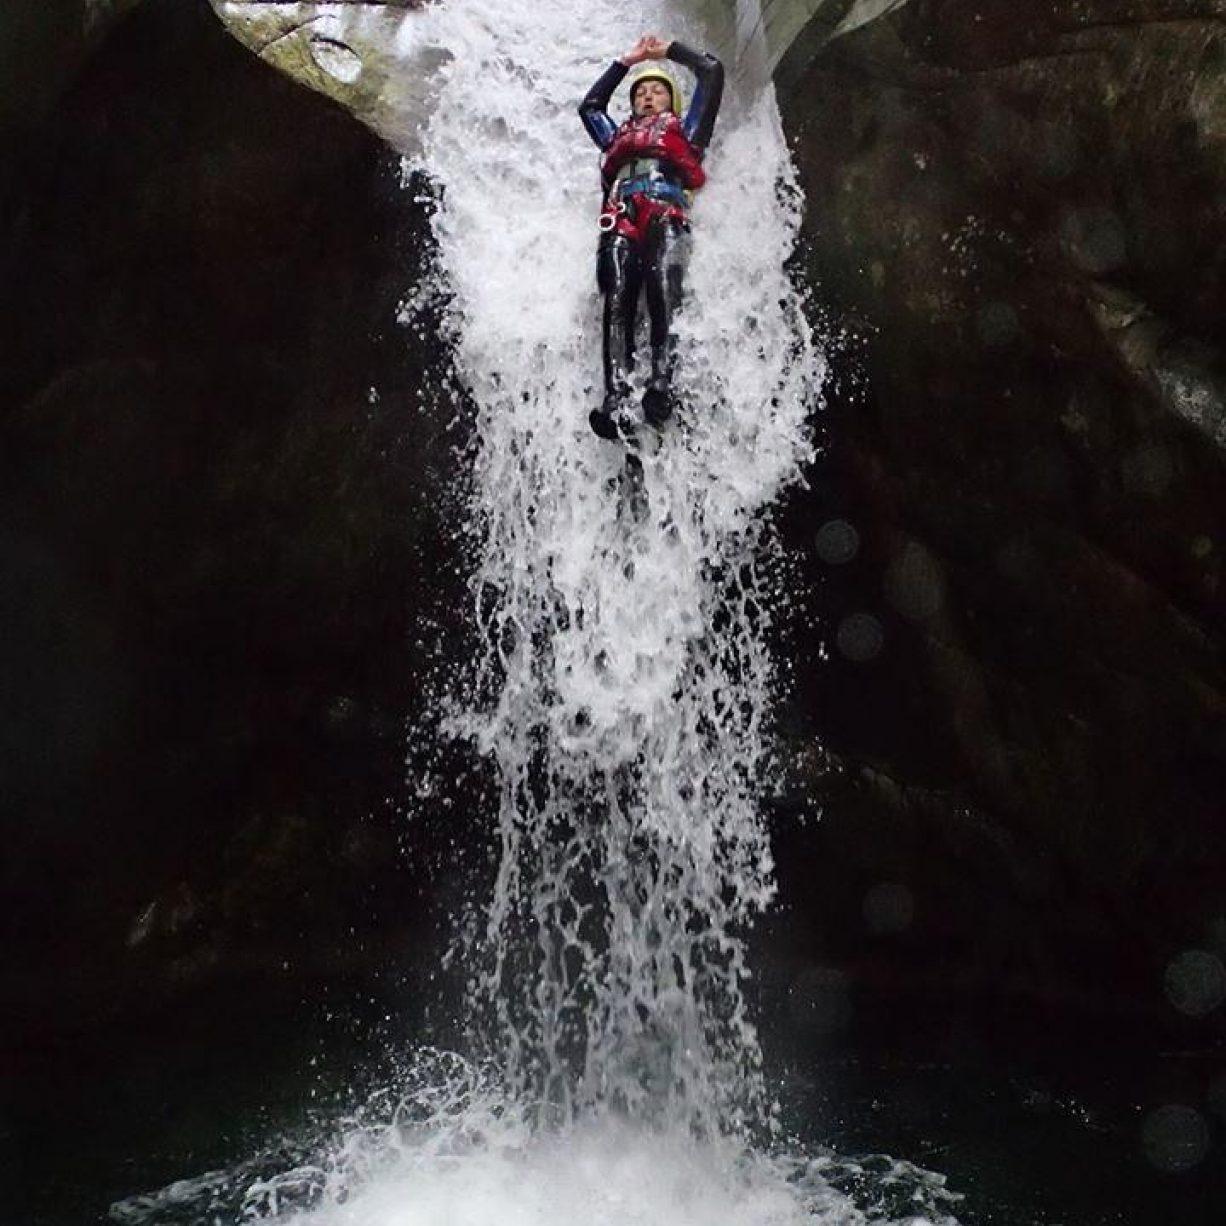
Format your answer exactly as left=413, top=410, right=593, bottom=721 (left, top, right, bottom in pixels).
left=776, top=0, right=1226, bottom=1032
left=1, top=0, right=462, bottom=1033
left=207, top=0, right=443, bottom=156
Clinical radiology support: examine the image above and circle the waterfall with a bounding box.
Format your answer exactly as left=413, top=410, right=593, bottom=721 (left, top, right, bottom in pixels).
left=109, top=3, right=971, bottom=1222
left=411, top=0, right=819, bottom=1133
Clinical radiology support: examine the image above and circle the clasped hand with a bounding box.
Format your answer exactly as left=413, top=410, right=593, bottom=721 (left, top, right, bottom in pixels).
left=621, top=35, right=669, bottom=66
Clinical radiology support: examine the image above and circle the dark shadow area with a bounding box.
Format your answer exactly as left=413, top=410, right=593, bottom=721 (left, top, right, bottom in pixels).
left=0, top=1, right=472, bottom=1178
left=768, top=0, right=1226, bottom=1063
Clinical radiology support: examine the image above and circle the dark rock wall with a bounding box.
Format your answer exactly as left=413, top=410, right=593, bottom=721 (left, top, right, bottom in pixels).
left=774, top=0, right=1226, bottom=1038
left=0, top=2, right=143, bottom=149
left=7, top=0, right=1225, bottom=1060
left=1, top=0, right=461, bottom=1042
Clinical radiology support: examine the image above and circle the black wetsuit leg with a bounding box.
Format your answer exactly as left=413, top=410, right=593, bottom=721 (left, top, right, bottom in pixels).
left=599, top=232, right=641, bottom=399
left=641, top=214, right=690, bottom=425
left=591, top=233, right=642, bottom=437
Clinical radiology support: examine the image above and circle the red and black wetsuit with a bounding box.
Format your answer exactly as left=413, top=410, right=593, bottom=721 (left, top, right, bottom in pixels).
left=579, top=42, right=724, bottom=433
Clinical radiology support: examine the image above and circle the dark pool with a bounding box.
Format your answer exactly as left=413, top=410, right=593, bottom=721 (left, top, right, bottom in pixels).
left=7, top=989, right=1224, bottom=1226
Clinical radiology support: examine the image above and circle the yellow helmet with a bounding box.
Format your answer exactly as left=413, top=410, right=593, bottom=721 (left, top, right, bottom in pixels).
left=627, top=65, right=685, bottom=116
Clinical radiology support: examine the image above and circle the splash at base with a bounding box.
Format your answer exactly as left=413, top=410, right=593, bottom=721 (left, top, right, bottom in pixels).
left=110, top=1051, right=962, bottom=1225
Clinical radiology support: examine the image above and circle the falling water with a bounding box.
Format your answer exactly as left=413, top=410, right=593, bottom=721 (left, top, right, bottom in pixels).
left=109, top=2, right=969, bottom=1222
left=419, top=0, right=818, bottom=1135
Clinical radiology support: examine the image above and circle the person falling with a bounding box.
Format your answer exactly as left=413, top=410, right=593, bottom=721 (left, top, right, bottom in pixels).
left=579, top=33, right=724, bottom=440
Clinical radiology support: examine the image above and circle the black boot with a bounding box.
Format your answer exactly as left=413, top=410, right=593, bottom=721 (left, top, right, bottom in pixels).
left=642, top=345, right=674, bottom=428
left=590, top=386, right=632, bottom=440
left=642, top=379, right=673, bottom=428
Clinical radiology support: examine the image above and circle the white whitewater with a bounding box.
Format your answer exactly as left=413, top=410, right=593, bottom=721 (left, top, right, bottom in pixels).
left=110, top=2, right=966, bottom=1222
left=420, top=0, right=817, bottom=1136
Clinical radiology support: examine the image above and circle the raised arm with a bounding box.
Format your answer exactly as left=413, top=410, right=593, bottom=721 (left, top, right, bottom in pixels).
left=579, top=60, right=629, bottom=150
left=668, top=41, right=724, bottom=150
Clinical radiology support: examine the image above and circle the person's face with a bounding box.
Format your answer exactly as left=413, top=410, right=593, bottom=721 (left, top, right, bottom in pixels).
left=632, top=80, right=673, bottom=117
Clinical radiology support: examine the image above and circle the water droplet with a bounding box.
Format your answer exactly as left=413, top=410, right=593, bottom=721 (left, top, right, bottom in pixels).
left=836, top=612, right=884, bottom=662
left=789, top=966, right=853, bottom=1038
left=976, top=300, right=1020, bottom=348
left=863, top=883, right=915, bottom=935
left=883, top=542, right=944, bottom=622
left=815, top=519, right=860, bottom=565
left=1121, top=443, right=1174, bottom=496
left=996, top=536, right=1042, bottom=585
left=1164, top=949, right=1226, bottom=1017
left=1141, top=1104, right=1210, bottom=1172
left=1060, top=206, right=1127, bottom=273
left=1038, top=128, right=1080, bottom=179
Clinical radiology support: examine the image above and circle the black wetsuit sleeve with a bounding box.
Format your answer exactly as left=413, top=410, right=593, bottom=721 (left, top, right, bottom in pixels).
left=579, top=60, right=629, bottom=149
left=668, top=41, right=724, bottom=151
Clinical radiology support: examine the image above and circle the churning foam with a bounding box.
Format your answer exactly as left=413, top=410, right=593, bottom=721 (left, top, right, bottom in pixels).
left=414, top=0, right=820, bottom=1133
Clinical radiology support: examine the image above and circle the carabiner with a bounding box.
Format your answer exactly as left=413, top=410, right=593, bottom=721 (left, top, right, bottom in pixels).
left=597, top=200, right=627, bottom=233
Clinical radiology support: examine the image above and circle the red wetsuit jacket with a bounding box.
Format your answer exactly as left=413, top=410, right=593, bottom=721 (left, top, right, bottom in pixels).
left=579, top=42, right=724, bottom=244
left=600, top=110, right=707, bottom=197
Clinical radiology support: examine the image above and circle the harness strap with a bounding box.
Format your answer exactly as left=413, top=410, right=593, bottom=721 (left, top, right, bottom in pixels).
left=599, top=192, right=689, bottom=244
left=615, top=176, right=689, bottom=208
